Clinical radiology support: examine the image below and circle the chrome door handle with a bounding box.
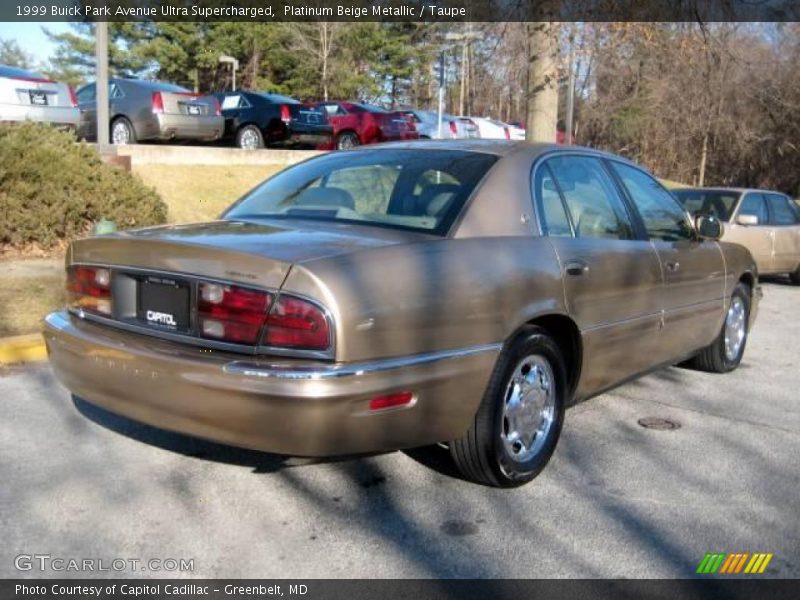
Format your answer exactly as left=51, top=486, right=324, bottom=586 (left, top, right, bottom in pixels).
left=565, top=260, right=589, bottom=276
left=665, top=261, right=680, bottom=272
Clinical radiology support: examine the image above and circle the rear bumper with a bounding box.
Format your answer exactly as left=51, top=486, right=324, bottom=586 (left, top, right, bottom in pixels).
left=0, top=103, right=80, bottom=128
left=149, top=113, right=224, bottom=141
left=44, top=311, right=498, bottom=456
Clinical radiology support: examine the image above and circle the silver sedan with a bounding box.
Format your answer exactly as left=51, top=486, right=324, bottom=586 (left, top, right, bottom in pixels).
left=0, top=64, right=80, bottom=130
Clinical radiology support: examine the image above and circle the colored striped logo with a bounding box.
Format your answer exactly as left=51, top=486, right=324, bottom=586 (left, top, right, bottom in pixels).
left=696, top=552, right=773, bottom=574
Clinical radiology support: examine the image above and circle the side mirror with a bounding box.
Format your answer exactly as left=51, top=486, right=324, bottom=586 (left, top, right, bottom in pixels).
left=695, top=214, right=723, bottom=240
left=736, top=214, right=759, bottom=226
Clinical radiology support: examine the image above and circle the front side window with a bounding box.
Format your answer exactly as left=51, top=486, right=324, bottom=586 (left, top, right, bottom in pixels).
left=766, top=193, right=800, bottom=225
left=224, top=149, right=498, bottom=235
left=545, top=156, right=634, bottom=240
left=611, top=162, right=693, bottom=242
left=737, top=193, right=768, bottom=224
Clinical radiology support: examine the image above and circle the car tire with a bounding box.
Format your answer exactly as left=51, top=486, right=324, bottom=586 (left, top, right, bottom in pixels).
left=450, top=326, right=566, bottom=488
left=789, top=265, right=800, bottom=285
left=690, top=282, right=751, bottom=373
left=335, top=131, right=360, bottom=150
left=110, top=117, right=136, bottom=145
left=236, top=125, right=265, bottom=150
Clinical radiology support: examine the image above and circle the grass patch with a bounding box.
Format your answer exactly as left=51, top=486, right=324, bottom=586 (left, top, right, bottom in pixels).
left=0, top=271, right=65, bottom=337
left=134, top=164, right=283, bottom=224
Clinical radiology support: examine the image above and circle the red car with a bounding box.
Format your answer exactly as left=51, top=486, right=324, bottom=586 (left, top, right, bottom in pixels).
left=315, top=101, right=418, bottom=150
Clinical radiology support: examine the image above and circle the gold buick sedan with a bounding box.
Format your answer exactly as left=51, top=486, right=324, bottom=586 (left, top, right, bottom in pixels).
left=45, top=141, right=760, bottom=487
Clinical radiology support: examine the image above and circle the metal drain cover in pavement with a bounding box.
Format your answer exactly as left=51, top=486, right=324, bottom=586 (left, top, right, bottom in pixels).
left=638, top=417, right=681, bottom=430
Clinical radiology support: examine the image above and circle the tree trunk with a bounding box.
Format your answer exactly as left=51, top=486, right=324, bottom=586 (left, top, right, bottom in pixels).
left=698, top=132, right=708, bottom=186
left=525, top=22, right=559, bottom=143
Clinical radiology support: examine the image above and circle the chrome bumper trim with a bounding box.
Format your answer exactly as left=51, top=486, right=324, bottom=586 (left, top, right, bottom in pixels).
left=223, top=343, right=503, bottom=380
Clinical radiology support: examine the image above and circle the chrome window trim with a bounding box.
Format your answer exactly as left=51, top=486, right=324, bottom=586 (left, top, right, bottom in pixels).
left=67, top=263, right=336, bottom=361
left=223, top=342, right=503, bottom=380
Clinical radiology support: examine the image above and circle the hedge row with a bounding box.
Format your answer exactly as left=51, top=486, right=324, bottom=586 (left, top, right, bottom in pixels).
left=0, top=122, right=167, bottom=248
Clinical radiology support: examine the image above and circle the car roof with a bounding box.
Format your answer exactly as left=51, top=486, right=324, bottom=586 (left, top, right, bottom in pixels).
left=675, top=187, right=785, bottom=196
left=364, top=139, right=635, bottom=162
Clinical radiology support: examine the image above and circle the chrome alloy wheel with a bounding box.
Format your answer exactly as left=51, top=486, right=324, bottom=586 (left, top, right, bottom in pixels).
left=724, top=296, right=747, bottom=361
left=500, top=354, right=556, bottom=463
left=239, top=128, right=261, bottom=149
left=111, top=120, right=130, bottom=145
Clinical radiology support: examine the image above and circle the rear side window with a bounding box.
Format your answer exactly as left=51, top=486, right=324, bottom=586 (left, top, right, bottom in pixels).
left=611, top=162, right=693, bottom=242
left=738, top=193, right=768, bottom=224
left=766, top=194, right=800, bottom=225
left=534, top=164, right=571, bottom=237
left=544, top=155, right=634, bottom=240
left=674, top=190, right=740, bottom=222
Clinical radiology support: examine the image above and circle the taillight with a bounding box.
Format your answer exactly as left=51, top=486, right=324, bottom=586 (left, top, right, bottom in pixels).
left=280, top=104, right=291, bottom=124
left=213, top=97, right=222, bottom=116
left=198, top=283, right=272, bottom=345
left=264, top=295, right=330, bottom=350
left=68, top=85, right=78, bottom=108
left=504, top=126, right=510, bottom=140
left=449, top=121, right=457, bottom=138
left=67, top=266, right=111, bottom=316
left=151, top=91, right=164, bottom=114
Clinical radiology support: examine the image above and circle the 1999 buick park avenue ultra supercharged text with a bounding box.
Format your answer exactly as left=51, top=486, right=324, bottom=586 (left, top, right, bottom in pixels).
left=44, top=141, right=761, bottom=487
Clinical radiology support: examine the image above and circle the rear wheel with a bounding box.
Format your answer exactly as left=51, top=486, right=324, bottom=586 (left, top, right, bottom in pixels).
left=790, top=265, right=800, bottom=285
left=110, top=117, right=135, bottom=145
left=690, top=282, right=750, bottom=373
left=450, top=326, right=566, bottom=487
left=335, top=131, right=360, bottom=150
left=236, top=125, right=264, bottom=149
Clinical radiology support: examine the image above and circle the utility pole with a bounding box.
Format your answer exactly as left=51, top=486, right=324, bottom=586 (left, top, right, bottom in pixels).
left=95, top=20, right=109, bottom=153
left=525, top=22, right=559, bottom=143
left=446, top=27, right=481, bottom=118
left=436, top=52, right=444, bottom=138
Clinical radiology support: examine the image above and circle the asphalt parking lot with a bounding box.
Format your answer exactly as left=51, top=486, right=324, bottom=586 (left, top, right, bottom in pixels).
left=1, top=280, right=798, bottom=579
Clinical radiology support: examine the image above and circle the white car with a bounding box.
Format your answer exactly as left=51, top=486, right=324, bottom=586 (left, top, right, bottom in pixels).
left=461, top=116, right=525, bottom=141
left=0, top=65, right=80, bottom=130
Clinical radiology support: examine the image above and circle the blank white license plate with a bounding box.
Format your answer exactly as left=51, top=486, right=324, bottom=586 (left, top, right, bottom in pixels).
left=187, top=105, right=201, bottom=115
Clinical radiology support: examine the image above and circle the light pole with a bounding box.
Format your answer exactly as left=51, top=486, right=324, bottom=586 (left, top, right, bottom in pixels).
left=219, top=55, right=239, bottom=91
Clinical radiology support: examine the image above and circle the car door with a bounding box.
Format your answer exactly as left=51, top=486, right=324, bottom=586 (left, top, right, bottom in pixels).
left=727, top=192, right=774, bottom=273
left=765, top=193, right=800, bottom=274
left=534, top=155, right=665, bottom=397
left=609, top=161, right=726, bottom=359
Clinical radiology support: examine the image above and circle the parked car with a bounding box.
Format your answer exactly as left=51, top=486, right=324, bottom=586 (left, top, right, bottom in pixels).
left=0, top=64, right=80, bottom=130
left=314, top=101, right=418, bottom=149
left=75, top=79, right=224, bottom=144
left=463, top=116, right=524, bottom=140
left=45, top=141, right=759, bottom=488
left=675, top=187, right=800, bottom=283
left=214, top=91, right=332, bottom=149
left=453, top=116, right=481, bottom=139
left=401, top=109, right=475, bottom=139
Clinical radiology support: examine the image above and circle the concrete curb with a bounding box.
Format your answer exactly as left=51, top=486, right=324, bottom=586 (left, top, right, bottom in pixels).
left=0, top=333, right=47, bottom=365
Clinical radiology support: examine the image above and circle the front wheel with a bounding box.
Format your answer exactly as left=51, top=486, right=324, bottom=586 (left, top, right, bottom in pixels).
left=450, top=326, right=566, bottom=487
left=690, top=282, right=751, bottom=373
left=789, top=265, right=800, bottom=285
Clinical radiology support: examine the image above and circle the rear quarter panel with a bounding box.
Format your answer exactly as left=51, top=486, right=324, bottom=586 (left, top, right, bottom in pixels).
left=281, top=236, right=565, bottom=363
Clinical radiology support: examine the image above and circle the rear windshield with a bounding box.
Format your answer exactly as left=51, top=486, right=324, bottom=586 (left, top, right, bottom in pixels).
left=133, top=80, right=190, bottom=93
left=0, top=65, right=42, bottom=79
left=224, top=149, right=498, bottom=235
left=358, top=103, right=388, bottom=113
left=674, top=189, right=741, bottom=222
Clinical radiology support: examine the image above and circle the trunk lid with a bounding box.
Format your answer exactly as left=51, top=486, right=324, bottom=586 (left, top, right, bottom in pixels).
left=159, top=90, right=218, bottom=117
left=69, top=220, right=410, bottom=289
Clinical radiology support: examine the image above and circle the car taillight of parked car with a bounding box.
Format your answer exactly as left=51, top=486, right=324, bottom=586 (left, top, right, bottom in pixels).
left=151, top=91, right=164, bottom=114
left=67, top=266, right=111, bottom=316
left=449, top=121, right=457, bottom=138
left=280, top=104, right=291, bottom=124
left=504, top=127, right=510, bottom=140
left=198, top=282, right=330, bottom=350
left=213, top=98, right=222, bottom=116
left=68, top=86, right=78, bottom=108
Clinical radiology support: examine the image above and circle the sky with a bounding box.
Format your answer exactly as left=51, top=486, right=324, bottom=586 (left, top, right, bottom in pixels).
left=0, top=21, right=70, bottom=64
